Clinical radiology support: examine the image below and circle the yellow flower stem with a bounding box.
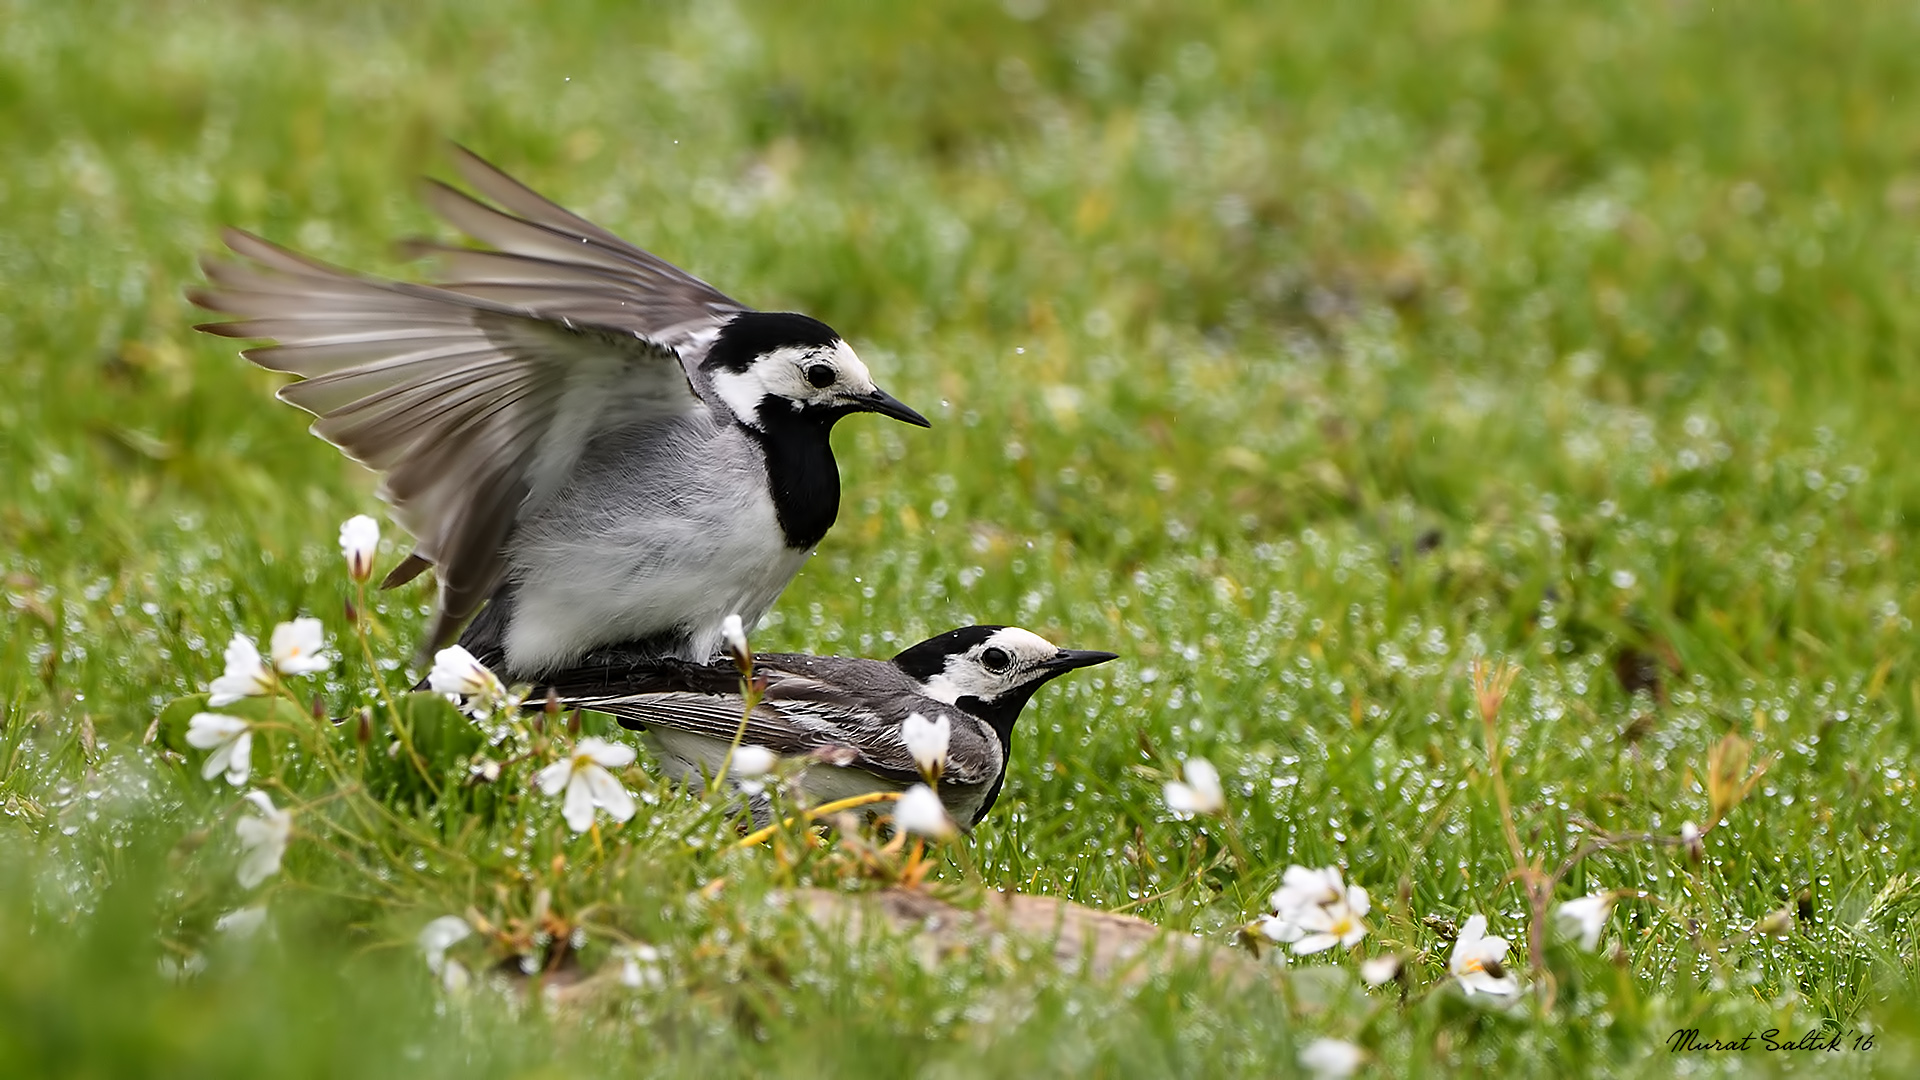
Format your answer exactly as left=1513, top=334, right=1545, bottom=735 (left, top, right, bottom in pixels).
left=734, top=790, right=902, bottom=849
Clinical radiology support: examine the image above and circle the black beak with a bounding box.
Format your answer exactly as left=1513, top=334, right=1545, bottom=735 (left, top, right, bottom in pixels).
left=1044, top=648, right=1119, bottom=673
left=856, top=387, right=931, bottom=427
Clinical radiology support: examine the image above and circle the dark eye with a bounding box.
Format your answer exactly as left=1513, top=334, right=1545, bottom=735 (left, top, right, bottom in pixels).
left=806, top=364, right=836, bottom=388
left=980, top=647, right=1011, bottom=673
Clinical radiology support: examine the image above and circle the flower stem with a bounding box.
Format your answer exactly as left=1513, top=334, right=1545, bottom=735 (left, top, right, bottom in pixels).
left=352, top=581, right=438, bottom=798
left=733, top=790, right=902, bottom=849
left=709, top=656, right=763, bottom=795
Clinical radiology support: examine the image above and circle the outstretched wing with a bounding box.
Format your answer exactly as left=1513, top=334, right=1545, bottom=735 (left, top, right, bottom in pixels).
left=190, top=149, right=750, bottom=649
left=408, top=145, right=747, bottom=352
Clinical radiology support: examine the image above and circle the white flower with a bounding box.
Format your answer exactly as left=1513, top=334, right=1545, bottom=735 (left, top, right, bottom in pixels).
left=1258, top=912, right=1305, bottom=943
left=1555, top=892, right=1615, bottom=952
left=730, top=745, right=776, bottom=778
left=1163, top=757, right=1225, bottom=816
left=893, top=783, right=957, bottom=840
left=339, top=514, right=381, bottom=583
left=208, top=633, right=274, bottom=706
left=615, top=943, right=665, bottom=989
left=186, top=712, right=251, bottom=786
left=1359, top=954, right=1403, bottom=987
left=535, top=737, right=637, bottom=833
left=269, top=618, right=331, bottom=676
left=1681, top=820, right=1702, bottom=843
left=1448, top=914, right=1519, bottom=997
left=215, top=906, right=269, bottom=939
left=901, top=712, right=950, bottom=780
left=720, top=613, right=750, bottom=663
left=418, top=915, right=472, bottom=977
left=1261, top=864, right=1365, bottom=948
left=235, top=791, right=291, bottom=889
left=428, top=645, right=509, bottom=717
left=729, top=744, right=777, bottom=795
left=1292, top=884, right=1371, bottom=955
left=1298, top=1037, right=1365, bottom=1079
left=440, top=959, right=472, bottom=993
left=1273, top=865, right=1347, bottom=915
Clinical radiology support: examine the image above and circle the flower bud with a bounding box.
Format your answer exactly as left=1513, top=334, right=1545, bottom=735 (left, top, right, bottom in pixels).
left=339, top=514, right=380, bottom=584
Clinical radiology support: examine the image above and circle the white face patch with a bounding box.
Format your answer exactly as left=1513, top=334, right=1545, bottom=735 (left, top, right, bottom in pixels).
left=708, top=340, right=877, bottom=428
left=920, top=627, right=1063, bottom=705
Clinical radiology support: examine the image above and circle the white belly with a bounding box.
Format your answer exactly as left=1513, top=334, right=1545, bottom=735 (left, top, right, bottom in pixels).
left=502, top=473, right=810, bottom=673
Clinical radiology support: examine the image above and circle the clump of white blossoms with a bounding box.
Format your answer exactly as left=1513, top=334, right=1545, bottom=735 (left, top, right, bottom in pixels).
left=536, top=737, right=638, bottom=833
left=207, top=619, right=332, bottom=706
left=1448, top=914, right=1519, bottom=997
left=1163, top=757, right=1225, bottom=817
left=1260, top=865, right=1371, bottom=954
left=893, top=783, right=956, bottom=840
left=428, top=645, right=512, bottom=720
left=235, top=791, right=292, bottom=889
left=338, top=514, right=381, bottom=584
left=1554, top=892, right=1615, bottom=952
left=186, top=713, right=251, bottom=786
left=901, top=712, right=950, bottom=783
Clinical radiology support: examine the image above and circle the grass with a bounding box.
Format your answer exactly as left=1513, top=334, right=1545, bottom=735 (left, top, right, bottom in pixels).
left=5, top=0, right=1920, bottom=1074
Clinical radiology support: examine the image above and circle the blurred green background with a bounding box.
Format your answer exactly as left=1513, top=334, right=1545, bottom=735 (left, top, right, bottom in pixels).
left=5, top=0, right=1920, bottom=1075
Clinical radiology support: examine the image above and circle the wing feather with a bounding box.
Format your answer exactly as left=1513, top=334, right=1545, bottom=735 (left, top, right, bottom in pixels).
left=575, top=692, right=924, bottom=784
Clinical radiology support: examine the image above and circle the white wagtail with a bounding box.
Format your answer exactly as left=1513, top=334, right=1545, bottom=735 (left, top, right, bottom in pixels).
left=541, top=625, right=1118, bottom=828
left=191, top=147, right=929, bottom=677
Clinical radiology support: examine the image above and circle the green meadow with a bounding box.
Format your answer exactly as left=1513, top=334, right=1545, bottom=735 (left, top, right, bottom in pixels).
left=4, top=0, right=1920, bottom=1075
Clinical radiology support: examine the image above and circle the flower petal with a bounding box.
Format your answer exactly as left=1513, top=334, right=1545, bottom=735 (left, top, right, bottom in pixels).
left=901, top=713, right=951, bottom=776
left=208, top=634, right=272, bottom=706
left=186, top=713, right=248, bottom=748
left=339, top=515, right=381, bottom=582
left=270, top=618, right=331, bottom=676
left=1259, top=914, right=1304, bottom=943
left=1292, top=933, right=1339, bottom=955
left=583, top=764, right=635, bottom=824
left=236, top=836, right=284, bottom=888
left=578, top=737, right=635, bottom=769
left=1299, top=1037, right=1364, bottom=1079
left=215, top=906, right=270, bottom=938
left=730, top=745, right=776, bottom=779
left=561, top=774, right=597, bottom=833
left=1163, top=782, right=1199, bottom=815
left=201, top=739, right=235, bottom=782
left=417, top=914, right=472, bottom=972
left=893, top=783, right=956, bottom=839
left=534, top=759, right=573, bottom=797
left=1180, top=758, right=1224, bottom=812
left=223, top=730, right=252, bottom=787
